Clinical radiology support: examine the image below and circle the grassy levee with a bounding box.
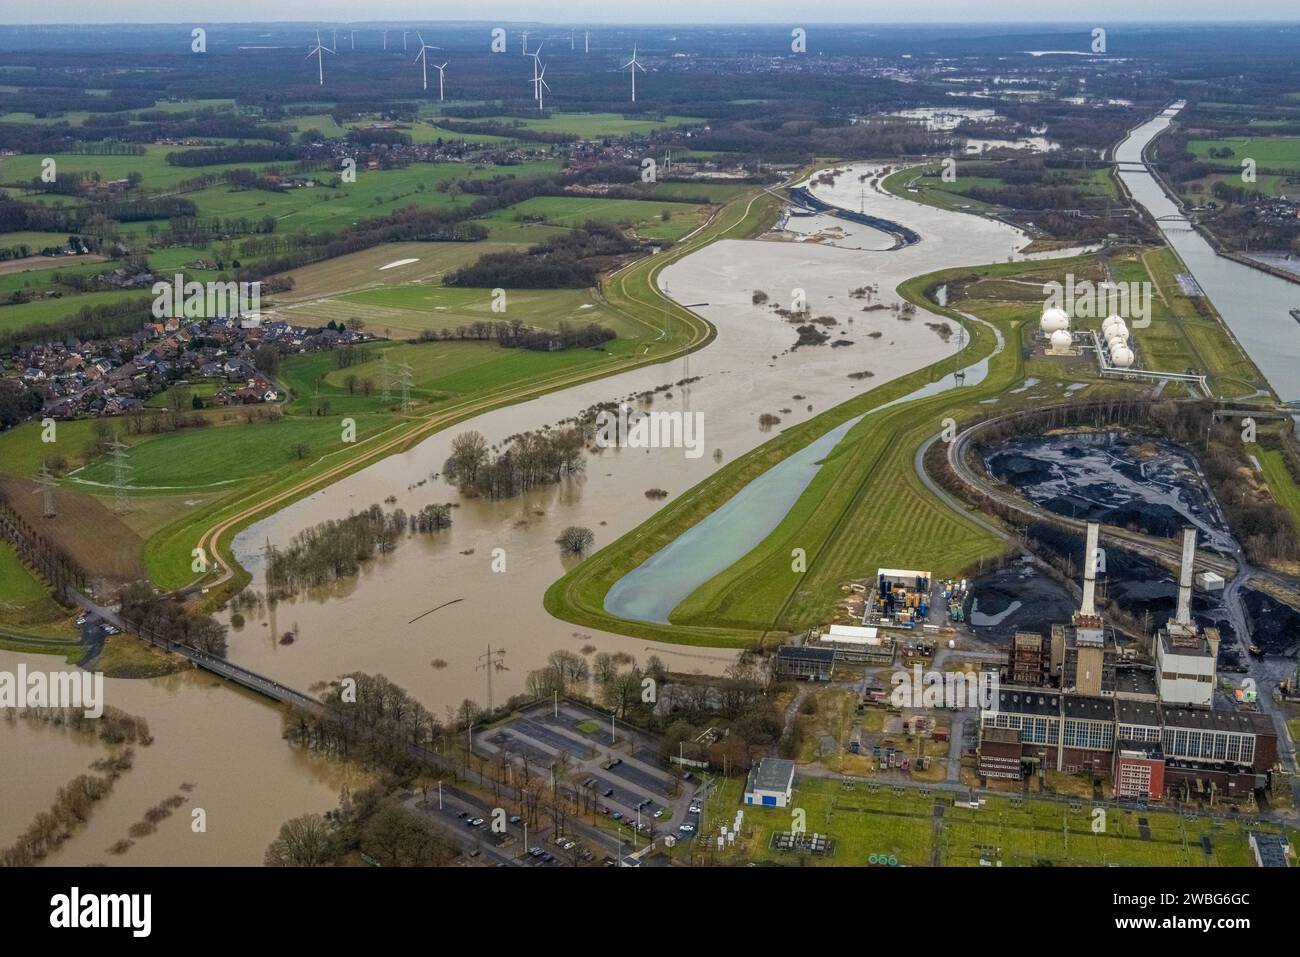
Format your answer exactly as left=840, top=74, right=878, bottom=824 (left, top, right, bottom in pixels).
left=147, top=188, right=781, bottom=609
left=545, top=253, right=1100, bottom=646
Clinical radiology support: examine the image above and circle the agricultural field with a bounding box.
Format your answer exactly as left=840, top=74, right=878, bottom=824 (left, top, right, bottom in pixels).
left=468, top=112, right=705, bottom=138
left=277, top=339, right=628, bottom=418
left=267, top=240, right=516, bottom=308
left=171, top=159, right=564, bottom=237
left=71, top=414, right=397, bottom=491
left=321, top=285, right=641, bottom=341
left=475, top=195, right=712, bottom=242
left=1177, top=170, right=1298, bottom=202
left=1188, top=136, right=1300, bottom=173
left=0, top=232, right=85, bottom=254
left=0, top=145, right=288, bottom=192
left=0, top=540, right=75, bottom=637
left=0, top=290, right=149, bottom=336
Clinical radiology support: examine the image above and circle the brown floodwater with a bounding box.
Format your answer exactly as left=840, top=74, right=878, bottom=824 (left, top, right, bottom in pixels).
left=0, top=649, right=361, bottom=866
left=7, top=161, right=1062, bottom=865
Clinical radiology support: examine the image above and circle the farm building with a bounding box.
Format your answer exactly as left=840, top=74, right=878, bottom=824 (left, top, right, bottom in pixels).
left=744, top=758, right=796, bottom=808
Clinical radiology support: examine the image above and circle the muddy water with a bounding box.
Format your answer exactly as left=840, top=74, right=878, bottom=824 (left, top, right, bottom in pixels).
left=0, top=649, right=357, bottom=866
left=217, top=161, right=1042, bottom=713
left=6, top=159, right=1055, bottom=866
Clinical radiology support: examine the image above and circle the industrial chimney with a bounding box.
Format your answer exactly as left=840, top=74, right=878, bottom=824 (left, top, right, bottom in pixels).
left=1176, top=526, right=1196, bottom=627
left=1080, top=522, right=1100, bottom=618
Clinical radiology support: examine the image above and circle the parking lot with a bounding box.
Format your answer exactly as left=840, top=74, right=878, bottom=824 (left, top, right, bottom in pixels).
left=474, top=700, right=693, bottom=837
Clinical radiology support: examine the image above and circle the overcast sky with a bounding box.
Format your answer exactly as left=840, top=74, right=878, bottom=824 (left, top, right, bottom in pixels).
left=2, top=1, right=1297, bottom=26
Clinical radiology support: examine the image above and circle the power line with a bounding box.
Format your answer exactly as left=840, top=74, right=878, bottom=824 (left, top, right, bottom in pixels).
left=33, top=460, right=58, bottom=518
left=379, top=349, right=392, bottom=403
left=107, top=437, right=133, bottom=514
left=395, top=360, right=414, bottom=412
left=476, top=644, right=506, bottom=712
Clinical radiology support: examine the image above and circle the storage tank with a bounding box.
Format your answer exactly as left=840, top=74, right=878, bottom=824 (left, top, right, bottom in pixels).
left=1102, top=314, right=1127, bottom=338
left=1049, top=329, right=1072, bottom=351
left=1110, top=344, right=1135, bottom=368
left=1040, top=307, right=1070, bottom=334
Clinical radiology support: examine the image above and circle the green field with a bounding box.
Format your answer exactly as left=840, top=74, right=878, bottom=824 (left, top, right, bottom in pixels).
left=0, top=145, right=287, bottom=192
left=1188, top=136, right=1300, bottom=173
left=0, top=540, right=75, bottom=637
left=0, top=231, right=81, bottom=252
left=278, top=339, right=629, bottom=418
left=466, top=112, right=704, bottom=138
left=73, top=414, right=402, bottom=490
left=689, top=775, right=1294, bottom=867
left=475, top=195, right=711, bottom=243
left=1256, top=446, right=1300, bottom=537
left=882, top=162, right=1120, bottom=214
left=177, top=159, right=563, bottom=237
left=325, top=285, right=643, bottom=341
left=0, top=290, right=149, bottom=336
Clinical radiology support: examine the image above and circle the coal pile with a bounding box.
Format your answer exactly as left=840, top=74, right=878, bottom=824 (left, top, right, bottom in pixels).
left=984, top=433, right=1237, bottom=555
left=964, top=560, right=1077, bottom=643
left=1025, top=523, right=1232, bottom=638
left=1243, top=589, right=1300, bottom=658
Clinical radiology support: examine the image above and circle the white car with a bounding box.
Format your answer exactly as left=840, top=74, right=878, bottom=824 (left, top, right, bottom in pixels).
left=678, top=823, right=695, bottom=834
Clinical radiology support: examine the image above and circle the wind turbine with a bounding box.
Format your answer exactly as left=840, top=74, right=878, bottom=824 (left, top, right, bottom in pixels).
left=382, top=30, right=387, bottom=51
left=331, top=28, right=337, bottom=51
left=623, top=47, right=645, bottom=103
left=585, top=30, right=590, bottom=53
left=527, top=43, right=544, bottom=101
left=414, top=34, right=441, bottom=92
left=432, top=62, right=448, bottom=102
left=403, top=31, right=409, bottom=52
left=306, top=30, right=335, bottom=86
left=521, top=30, right=529, bottom=54
left=536, top=63, right=550, bottom=111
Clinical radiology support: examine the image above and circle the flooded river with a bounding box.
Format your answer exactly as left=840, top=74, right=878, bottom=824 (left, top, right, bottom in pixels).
left=2, top=158, right=1061, bottom=864
left=219, top=161, right=1043, bottom=711
left=1116, top=103, right=1300, bottom=402
left=0, top=649, right=357, bottom=866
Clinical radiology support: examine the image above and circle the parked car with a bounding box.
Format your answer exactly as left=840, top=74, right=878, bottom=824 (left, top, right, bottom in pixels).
left=678, top=823, right=696, bottom=834
left=602, top=788, right=614, bottom=797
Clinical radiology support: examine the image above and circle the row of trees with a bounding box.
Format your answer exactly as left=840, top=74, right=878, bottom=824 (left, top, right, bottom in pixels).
left=117, top=582, right=229, bottom=657
left=265, top=503, right=453, bottom=597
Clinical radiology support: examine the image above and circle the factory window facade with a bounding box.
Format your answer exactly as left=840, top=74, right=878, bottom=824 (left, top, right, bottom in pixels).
left=1119, top=724, right=1161, bottom=742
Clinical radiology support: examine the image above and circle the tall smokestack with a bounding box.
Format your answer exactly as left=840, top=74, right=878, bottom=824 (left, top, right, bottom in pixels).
left=1080, top=522, right=1100, bottom=617
left=1176, top=526, right=1196, bottom=626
